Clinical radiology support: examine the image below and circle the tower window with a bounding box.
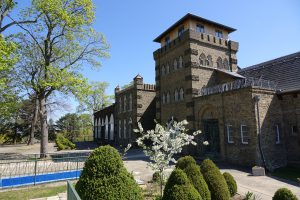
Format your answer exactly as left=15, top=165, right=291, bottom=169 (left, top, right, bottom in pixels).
left=240, top=124, right=249, bottom=144
left=178, top=26, right=185, bottom=37
left=226, top=125, right=234, bottom=143
left=196, top=24, right=205, bottom=33
left=173, top=59, right=178, bottom=70
left=166, top=92, right=170, bottom=103
left=215, top=30, right=223, bottom=38
left=179, top=88, right=184, bottom=100
left=275, top=124, right=280, bottom=144
left=179, top=56, right=183, bottom=68
left=174, top=89, right=179, bottom=102
left=166, top=64, right=170, bottom=74
left=165, top=36, right=170, bottom=45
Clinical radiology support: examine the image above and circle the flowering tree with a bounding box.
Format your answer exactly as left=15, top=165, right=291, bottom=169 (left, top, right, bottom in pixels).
left=134, top=119, right=208, bottom=197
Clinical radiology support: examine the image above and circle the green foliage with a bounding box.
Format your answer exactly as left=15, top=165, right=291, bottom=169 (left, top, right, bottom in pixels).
left=183, top=164, right=211, bottom=200
left=55, top=134, right=76, bottom=150
left=163, top=169, right=202, bottom=200
left=223, top=172, right=237, bottom=197
left=152, top=171, right=161, bottom=183
left=200, top=159, right=230, bottom=200
left=175, top=156, right=197, bottom=170
left=272, top=188, right=298, bottom=200
left=75, top=145, right=143, bottom=200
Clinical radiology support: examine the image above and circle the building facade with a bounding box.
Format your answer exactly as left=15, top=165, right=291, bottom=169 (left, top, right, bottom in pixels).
left=94, top=13, right=300, bottom=169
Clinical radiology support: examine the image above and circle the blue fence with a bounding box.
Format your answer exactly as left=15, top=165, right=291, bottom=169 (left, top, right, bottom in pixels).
left=0, top=170, right=82, bottom=188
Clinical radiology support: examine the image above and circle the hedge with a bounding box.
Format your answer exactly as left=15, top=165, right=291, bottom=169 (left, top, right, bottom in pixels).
left=75, top=145, right=143, bottom=200
left=223, top=172, right=237, bottom=197
left=183, top=164, right=211, bottom=200
left=200, top=159, right=230, bottom=200
left=162, top=168, right=202, bottom=200
left=273, top=188, right=298, bottom=200
left=55, top=134, right=76, bottom=150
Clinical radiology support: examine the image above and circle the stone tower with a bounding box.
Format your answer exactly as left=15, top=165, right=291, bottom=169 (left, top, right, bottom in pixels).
left=153, top=13, right=239, bottom=129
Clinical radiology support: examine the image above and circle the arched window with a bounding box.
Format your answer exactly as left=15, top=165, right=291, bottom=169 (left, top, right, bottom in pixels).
left=166, top=63, right=170, bottom=74
left=216, top=57, right=223, bottom=69
left=123, top=119, right=127, bottom=139
left=119, top=97, right=122, bottom=113
left=109, top=114, right=114, bottom=140
left=173, top=59, right=178, bottom=71
left=123, top=95, right=126, bottom=112
left=206, top=55, right=212, bottom=67
left=223, top=58, right=229, bottom=70
left=180, top=88, right=184, bottom=100
left=129, top=94, right=132, bottom=111
left=162, top=93, right=166, bottom=104
left=118, top=120, right=121, bottom=139
left=105, top=116, right=108, bottom=139
left=199, top=53, right=206, bottom=66
left=98, top=118, right=101, bottom=139
left=174, top=89, right=179, bottom=102
left=161, top=65, right=165, bottom=76
left=166, top=92, right=170, bottom=103
left=179, top=56, right=183, bottom=68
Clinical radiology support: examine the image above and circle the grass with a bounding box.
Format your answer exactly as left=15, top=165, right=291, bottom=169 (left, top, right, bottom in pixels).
left=271, top=166, right=300, bottom=183
left=0, top=184, right=67, bottom=200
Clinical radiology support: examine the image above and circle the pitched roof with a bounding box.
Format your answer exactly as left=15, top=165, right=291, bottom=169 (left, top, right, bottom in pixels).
left=153, top=13, right=236, bottom=43
left=238, top=51, right=300, bottom=92
left=215, top=68, right=245, bottom=79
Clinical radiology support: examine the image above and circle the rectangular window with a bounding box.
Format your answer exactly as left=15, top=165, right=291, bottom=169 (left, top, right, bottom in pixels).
left=215, top=30, right=223, bottom=38
left=124, top=120, right=127, bottom=139
left=292, top=125, right=298, bottom=136
left=196, top=24, right=205, bottom=33
left=178, top=26, right=185, bottom=37
left=119, top=120, right=122, bottom=139
left=226, top=125, right=234, bottom=143
left=165, top=36, right=170, bottom=46
left=240, top=125, right=249, bottom=144
left=275, top=124, right=280, bottom=144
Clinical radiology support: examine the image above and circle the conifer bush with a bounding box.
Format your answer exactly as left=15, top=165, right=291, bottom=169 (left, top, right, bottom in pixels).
left=272, top=188, right=298, bottom=200
left=200, top=159, right=230, bottom=200
left=75, top=145, right=143, bottom=200
left=162, top=169, right=202, bottom=200
left=183, top=164, right=211, bottom=200
left=223, top=172, right=237, bottom=197
left=175, top=155, right=197, bottom=170
left=55, top=134, right=75, bottom=150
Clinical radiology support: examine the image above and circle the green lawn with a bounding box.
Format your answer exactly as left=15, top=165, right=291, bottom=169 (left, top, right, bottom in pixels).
left=0, top=184, right=67, bottom=200
left=271, top=166, right=300, bottom=183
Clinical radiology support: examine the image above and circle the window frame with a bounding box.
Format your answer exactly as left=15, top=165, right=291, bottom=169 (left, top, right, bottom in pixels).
left=165, top=36, right=170, bottom=46
left=240, top=124, right=249, bottom=144
left=215, top=30, right=223, bottom=38
left=178, top=26, right=185, bottom=37
left=196, top=24, right=205, bottom=33
left=226, top=124, right=234, bottom=144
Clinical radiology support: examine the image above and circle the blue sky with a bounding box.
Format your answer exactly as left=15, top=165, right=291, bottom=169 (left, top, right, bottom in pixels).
left=10, top=0, right=300, bottom=118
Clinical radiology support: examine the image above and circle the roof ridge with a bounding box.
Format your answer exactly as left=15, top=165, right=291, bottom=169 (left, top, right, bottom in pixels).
left=239, top=51, right=300, bottom=72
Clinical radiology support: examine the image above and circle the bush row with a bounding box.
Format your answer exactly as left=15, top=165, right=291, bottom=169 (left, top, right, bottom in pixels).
left=55, top=134, right=76, bottom=150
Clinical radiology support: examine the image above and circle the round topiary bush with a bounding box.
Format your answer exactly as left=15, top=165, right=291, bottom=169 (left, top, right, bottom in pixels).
left=75, top=145, right=144, bottom=200
left=273, top=188, right=298, bottom=200
left=183, top=164, right=211, bottom=200
left=162, top=169, right=202, bottom=200
left=223, top=172, right=237, bottom=197
left=200, top=159, right=230, bottom=200
left=175, top=156, right=197, bottom=170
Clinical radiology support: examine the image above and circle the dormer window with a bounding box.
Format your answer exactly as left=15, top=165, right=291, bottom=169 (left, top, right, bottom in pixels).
left=196, top=24, right=205, bottom=33
left=215, top=30, right=223, bottom=38
left=178, top=26, right=185, bottom=37
left=165, top=36, right=170, bottom=45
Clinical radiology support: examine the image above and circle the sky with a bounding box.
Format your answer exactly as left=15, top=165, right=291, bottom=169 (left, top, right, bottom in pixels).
left=9, top=0, right=300, bottom=119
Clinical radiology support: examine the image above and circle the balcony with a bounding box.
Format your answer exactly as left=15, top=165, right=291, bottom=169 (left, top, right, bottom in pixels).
left=198, top=78, right=277, bottom=97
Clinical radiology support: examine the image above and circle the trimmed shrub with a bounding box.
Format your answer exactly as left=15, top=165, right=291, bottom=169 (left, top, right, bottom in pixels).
left=273, top=188, right=298, bottom=200
left=200, top=159, right=230, bottom=200
left=55, top=134, right=75, bottom=150
left=75, top=145, right=143, bottom=200
left=183, top=164, right=211, bottom=200
left=223, top=172, right=237, bottom=197
left=176, top=156, right=197, bottom=170
left=162, top=169, right=202, bottom=200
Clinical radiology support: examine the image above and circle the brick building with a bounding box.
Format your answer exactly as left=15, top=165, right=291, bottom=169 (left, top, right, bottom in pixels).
left=94, top=13, right=300, bottom=169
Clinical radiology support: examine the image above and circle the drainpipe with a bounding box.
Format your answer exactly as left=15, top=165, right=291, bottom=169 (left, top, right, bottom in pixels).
left=254, top=95, right=267, bottom=168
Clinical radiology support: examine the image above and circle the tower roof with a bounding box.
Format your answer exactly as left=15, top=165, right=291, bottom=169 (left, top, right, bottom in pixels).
left=153, top=13, right=236, bottom=43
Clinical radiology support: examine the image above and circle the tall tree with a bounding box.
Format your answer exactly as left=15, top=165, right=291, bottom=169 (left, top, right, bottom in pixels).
left=77, top=81, right=113, bottom=113
left=15, top=0, right=109, bottom=156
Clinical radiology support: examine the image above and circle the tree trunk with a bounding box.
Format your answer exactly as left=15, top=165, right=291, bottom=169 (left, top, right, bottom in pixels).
left=28, top=97, right=39, bottom=145
left=39, top=94, right=48, bottom=158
